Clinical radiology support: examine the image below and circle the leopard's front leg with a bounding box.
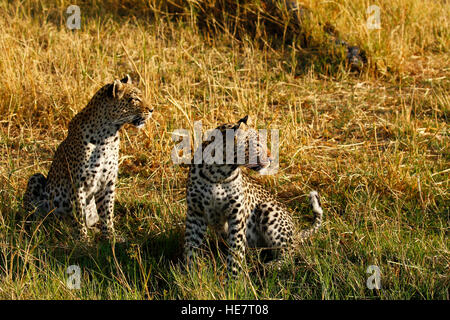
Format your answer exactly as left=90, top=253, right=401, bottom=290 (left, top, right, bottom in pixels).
left=96, top=180, right=116, bottom=240
left=184, top=208, right=207, bottom=268
left=73, top=187, right=89, bottom=241
left=226, top=207, right=248, bottom=278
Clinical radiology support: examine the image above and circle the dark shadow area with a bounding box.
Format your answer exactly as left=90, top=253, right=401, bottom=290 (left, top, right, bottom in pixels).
left=187, top=0, right=368, bottom=74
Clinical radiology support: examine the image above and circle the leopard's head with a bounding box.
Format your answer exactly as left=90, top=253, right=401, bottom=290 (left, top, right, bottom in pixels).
left=200, top=116, right=273, bottom=173
left=100, top=75, right=153, bottom=128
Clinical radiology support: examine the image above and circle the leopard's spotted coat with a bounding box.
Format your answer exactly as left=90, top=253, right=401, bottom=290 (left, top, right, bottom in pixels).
left=23, top=75, right=153, bottom=241
left=184, top=116, right=323, bottom=277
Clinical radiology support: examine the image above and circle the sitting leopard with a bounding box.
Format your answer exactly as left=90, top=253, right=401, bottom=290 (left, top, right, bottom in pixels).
left=23, top=75, right=153, bottom=241
left=184, top=116, right=323, bottom=277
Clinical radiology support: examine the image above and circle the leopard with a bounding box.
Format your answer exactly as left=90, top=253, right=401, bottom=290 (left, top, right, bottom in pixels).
left=23, top=75, right=153, bottom=242
left=183, top=115, right=323, bottom=277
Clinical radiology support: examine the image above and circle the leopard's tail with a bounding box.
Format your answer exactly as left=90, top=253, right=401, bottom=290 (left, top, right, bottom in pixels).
left=296, top=191, right=323, bottom=243
left=23, top=173, right=48, bottom=215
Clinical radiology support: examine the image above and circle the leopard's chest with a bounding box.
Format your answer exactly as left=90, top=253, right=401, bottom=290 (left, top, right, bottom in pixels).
left=81, top=138, right=119, bottom=192
left=189, top=176, right=246, bottom=223
left=209, top=182, right=242, bottom=208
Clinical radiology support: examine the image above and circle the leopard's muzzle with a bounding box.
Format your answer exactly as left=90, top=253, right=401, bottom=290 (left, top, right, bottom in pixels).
left=132, top=110, right=153, bottom=129
left=245, top=155, right=273, bottom=172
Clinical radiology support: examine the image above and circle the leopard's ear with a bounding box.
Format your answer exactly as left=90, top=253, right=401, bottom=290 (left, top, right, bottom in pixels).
left=120, top=74, right=132, bottom=84
left=109, top=79, right=125, bottom=99
left=234, top=115, right=249, bottom=129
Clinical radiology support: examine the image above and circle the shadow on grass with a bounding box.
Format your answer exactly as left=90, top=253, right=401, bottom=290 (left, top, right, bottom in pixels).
left=2, top=197, right=185, bottom=298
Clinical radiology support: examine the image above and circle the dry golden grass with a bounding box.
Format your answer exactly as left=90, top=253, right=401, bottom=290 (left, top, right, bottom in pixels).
left=0, top=0, right=448, bottom=299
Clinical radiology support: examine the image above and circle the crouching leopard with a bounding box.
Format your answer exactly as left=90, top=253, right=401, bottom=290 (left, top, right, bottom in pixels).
left=23, top=75, right=153, bottom=241
left=184, top=116, right=323, bottom=277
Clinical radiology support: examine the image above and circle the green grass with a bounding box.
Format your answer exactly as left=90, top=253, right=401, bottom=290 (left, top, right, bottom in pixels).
left=0, top=0, right=449, bottom=299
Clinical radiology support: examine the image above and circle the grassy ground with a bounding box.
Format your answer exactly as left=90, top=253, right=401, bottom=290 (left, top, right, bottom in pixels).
left=0, top=0, right=448, bottom=299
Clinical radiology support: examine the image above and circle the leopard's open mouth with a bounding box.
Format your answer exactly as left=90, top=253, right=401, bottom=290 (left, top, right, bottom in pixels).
left=132, top=117, right=146, bottom=128
left=131, top=111, right=153, bottom=129
left=245, top=158, right=272, bottom=172
left=246, top=164, right=265, bottom=171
